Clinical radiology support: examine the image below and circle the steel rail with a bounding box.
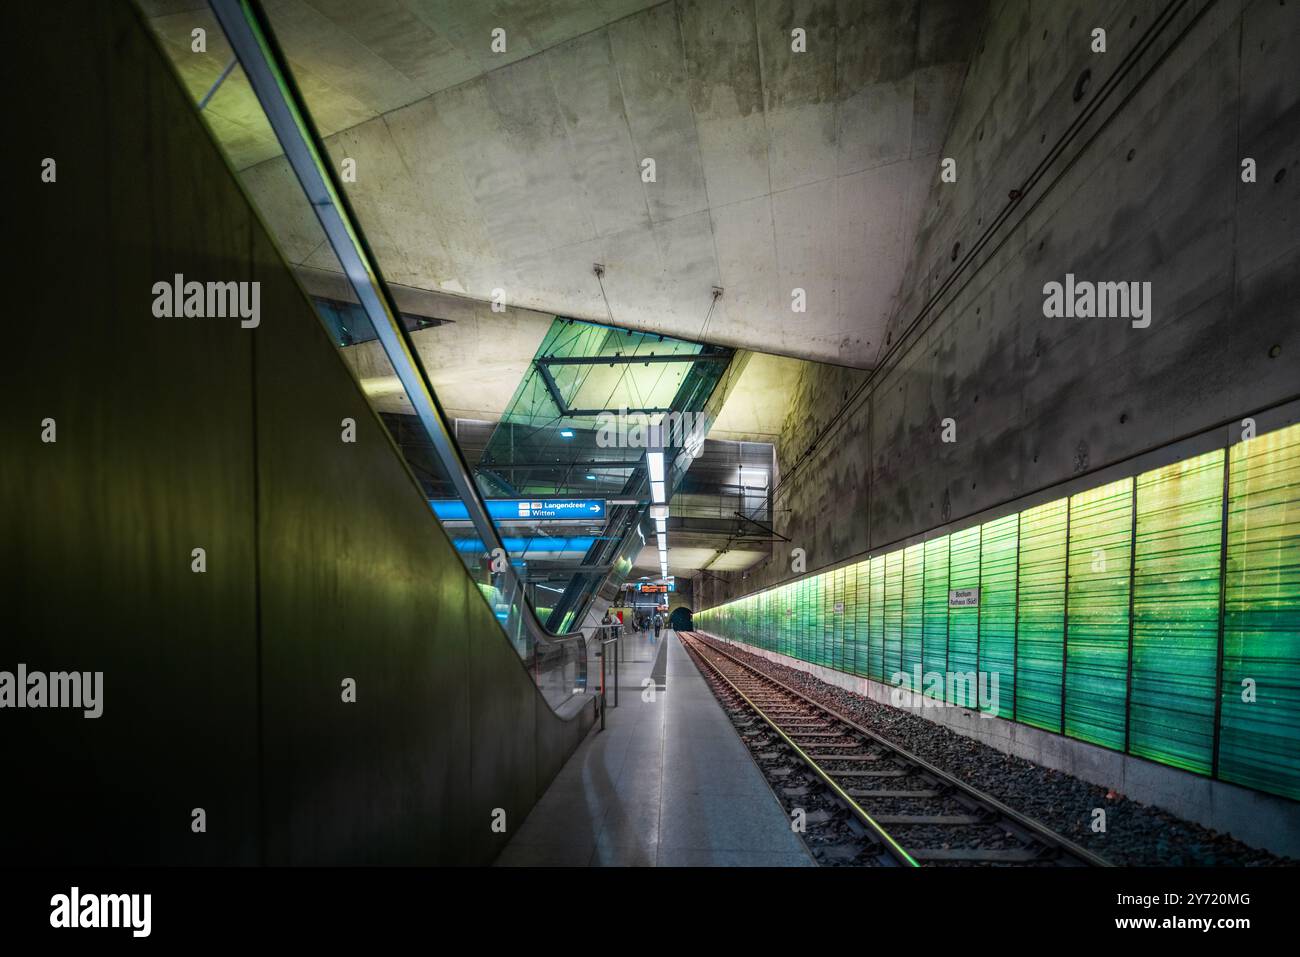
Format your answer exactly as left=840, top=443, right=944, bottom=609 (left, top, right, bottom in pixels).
left=681, top=633, right=1110, bottom=868
left=684, top=636, right=918, bottom=866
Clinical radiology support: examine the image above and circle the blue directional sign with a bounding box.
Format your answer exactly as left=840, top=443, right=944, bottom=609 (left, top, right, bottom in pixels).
left=431, top=498, right=606, bottom=524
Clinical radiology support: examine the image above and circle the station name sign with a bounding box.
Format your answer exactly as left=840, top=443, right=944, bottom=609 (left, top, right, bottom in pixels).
left=948, top=588, right=980, bottom=607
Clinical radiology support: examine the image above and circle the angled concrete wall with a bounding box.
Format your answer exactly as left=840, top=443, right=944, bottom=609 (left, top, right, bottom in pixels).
left=697, top=0, right=1298, bottom=608
left=2, top=0, right=592, bottom=866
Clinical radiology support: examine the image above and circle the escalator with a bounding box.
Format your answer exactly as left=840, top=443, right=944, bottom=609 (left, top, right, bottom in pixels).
left=204, top=0, right=591, bottom=702
left=4, top=0, right=596, bottom=865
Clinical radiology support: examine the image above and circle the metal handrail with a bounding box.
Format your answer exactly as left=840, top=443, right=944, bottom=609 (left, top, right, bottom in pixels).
left=597, top=631, right=620, bottom=731
left=207, top=1, right=585, bottom=674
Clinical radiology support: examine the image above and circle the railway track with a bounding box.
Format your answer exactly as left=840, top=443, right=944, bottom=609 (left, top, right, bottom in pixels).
left=680, top=632, right=1110, bottom=868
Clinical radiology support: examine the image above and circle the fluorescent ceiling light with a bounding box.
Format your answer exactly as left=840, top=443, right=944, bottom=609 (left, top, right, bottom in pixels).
left=650, top=481, right=666, bottom=503
left=649, top=504, right=669, bottom=519
left=560, top=429, right=574, bottom=438
left=586, top=473, right=596, bottom=480
left=654, top=517, right=666, bottom=534
left=647, top=450, right=665, bottom=483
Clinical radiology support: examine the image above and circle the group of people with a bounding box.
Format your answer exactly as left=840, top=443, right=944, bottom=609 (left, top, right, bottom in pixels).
left=600, top=608, right=664, bottom=639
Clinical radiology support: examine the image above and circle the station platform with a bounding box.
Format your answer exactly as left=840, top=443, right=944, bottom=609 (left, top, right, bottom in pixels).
left=495, top=630, right=814, bottom=866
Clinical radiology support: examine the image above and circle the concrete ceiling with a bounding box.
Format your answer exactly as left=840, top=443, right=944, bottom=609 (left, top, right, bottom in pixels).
left=303, top=251, right=808, bottom=432
left=296, top=265, right=555, bottom=421
left=143, top=0, right=662, bottom=166
left=631, top=542, right=768, bottom=578
left=148, top=0, right=982, bottom=369
left=707, top=352, right=806, bottom=442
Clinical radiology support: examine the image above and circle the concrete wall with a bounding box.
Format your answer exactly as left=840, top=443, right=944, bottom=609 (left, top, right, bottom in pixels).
left=695, top=0, right=1298, bottom=609
left=2, top=0, right=592, bottom=866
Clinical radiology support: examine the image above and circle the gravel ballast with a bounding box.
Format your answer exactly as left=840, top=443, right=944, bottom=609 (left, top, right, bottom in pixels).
left=693, top=634, right=1291, bottom=866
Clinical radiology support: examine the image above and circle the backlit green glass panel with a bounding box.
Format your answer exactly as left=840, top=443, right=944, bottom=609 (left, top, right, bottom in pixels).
left=883, top=550, right=904, bottom=681
left=837, top=566, right=853, bottom=673
left=816, top=570, right=827, bottom=667
left=765, top=588, right=775, bottom=649
left=948, top=526, right=981, bottom=707
left=853, top=560, right=871, bottom=676
left=786, top=581, right=798, bottom=658
left=869, top=555, right=885, bottom=680
left=1015, top=498, right=1068, bottom=732
left=782, top=582, right=792, bottom=653
left=1130, top=449, right=1223, bottom=773
left=901, top=543, right=925, bottom=689
left=1219, top=424, right=1300, bottom=799
left=823, top=568, right=838, bottom=668
left=847, top=561, right=868, bottom=670
left=1065, top=478, right=1132, bottom=750
left=805, top=575, right=816, bottom=663
left=790, top=579, right=800, bottom=660
left=759, top=590, right=769, bottom=650
left=809, top=574, right=821, bottom=662
left=979, top=514, right=1019, bottom=716
left=832, top=564, right=842, bottom=670
left=802, top=576, right=814, bottom=663
left=923, top=536, right=950, bottom=682
left=811, top=573, right=825, bottom=665
left=780, top=582, right=794, bottom=658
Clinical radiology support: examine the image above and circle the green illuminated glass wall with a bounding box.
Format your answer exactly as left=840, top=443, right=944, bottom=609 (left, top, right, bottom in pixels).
left=1014, top=499, right=1068, bottom=732
left=696, top=423, right=1300, bottom=802
left=842, top=566, right=852, bottom=670
left=869, top=556, right=885, bottom=680
left=923, top=537, right=950, bottom=680
left=884, top=551, right=904, bottom=681
left=1219, top=426, right=1300, bottom=796
left=1064, top=478, right=1132, bottom=751
left=947, top=526, right=980, bottom=708
left=1130, top=450, right=1223, bottom=773
left=901, top=544, right=925, bottom=690
left=852, top=561, right=870, bottom=676
left=979, top=515, right=1019, bottom=716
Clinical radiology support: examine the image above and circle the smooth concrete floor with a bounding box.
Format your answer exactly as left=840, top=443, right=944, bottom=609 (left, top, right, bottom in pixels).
left=495, top=630, right=815, bottom=867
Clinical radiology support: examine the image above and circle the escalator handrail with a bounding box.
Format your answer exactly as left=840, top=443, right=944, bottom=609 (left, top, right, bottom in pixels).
left=207, top=0, right=583, bottom=653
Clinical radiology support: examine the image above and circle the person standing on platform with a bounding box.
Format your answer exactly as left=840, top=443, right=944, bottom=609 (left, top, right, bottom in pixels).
left=653, top=611, right=663, bottom=639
